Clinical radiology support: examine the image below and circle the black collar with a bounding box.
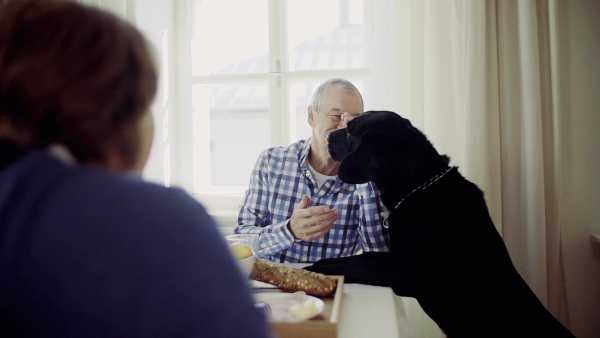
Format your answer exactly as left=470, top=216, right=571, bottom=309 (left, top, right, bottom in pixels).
left=382, top=166, right=456, bottom=228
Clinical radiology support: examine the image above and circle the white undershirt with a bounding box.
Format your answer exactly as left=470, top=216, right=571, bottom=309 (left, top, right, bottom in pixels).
left=308, top=162, right=336, bottom=188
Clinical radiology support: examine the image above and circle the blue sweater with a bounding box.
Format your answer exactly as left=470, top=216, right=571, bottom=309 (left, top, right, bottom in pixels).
left=0, top=150, right=270, bottom=337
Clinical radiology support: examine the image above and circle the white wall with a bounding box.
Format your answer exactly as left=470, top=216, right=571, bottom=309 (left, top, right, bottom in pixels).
left=559, top=0, right=600, bottom=337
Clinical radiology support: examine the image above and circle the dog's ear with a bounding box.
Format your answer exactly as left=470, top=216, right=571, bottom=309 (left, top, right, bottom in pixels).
left=338, top=132, right=378, bottom=184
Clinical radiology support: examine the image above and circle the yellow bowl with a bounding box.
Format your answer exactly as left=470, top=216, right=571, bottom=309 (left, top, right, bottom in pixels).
left=235, top=251, right=257, bottom=279
left=225, top=234, right=259, bottom=279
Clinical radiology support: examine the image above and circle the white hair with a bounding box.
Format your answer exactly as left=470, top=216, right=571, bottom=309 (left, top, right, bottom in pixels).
left=311, top=78, right=363, bottom=113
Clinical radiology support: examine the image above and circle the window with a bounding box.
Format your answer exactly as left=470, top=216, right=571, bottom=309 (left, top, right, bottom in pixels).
left=175, top=0, right=368, bottom=211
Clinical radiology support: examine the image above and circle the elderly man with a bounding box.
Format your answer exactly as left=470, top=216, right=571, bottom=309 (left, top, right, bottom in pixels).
left=235, top=78, right=389, bottom=263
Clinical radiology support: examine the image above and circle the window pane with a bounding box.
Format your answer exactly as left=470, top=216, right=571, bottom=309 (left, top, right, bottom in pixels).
left=287, top=0, right=365, bottom=71
left=192, top=83, right=270, bottom=191
left=289, top=78, right=365, bottom=143
left=192, top=0, right=269, bottom=76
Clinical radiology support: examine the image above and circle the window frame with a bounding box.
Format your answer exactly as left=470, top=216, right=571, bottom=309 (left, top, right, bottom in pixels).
left=174, top=0, right=369, bottom=214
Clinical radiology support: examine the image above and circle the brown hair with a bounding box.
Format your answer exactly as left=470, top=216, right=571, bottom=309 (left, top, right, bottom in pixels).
left=0, top=0, right=157, bottom=167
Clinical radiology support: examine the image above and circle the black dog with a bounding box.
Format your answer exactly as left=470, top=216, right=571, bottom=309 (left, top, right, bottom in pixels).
left=305, top=111, right=574, bottom=337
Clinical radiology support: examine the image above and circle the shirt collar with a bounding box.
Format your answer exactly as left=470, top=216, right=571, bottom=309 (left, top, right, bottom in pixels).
left=47, top=144, right=78, bottom=166
left=299, top=137, right=312, bottom=172
left=299, top=137, right=349, bottom=189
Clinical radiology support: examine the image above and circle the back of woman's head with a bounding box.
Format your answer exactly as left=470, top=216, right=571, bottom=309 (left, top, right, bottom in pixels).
left=0, top=0, right=157, bottom=166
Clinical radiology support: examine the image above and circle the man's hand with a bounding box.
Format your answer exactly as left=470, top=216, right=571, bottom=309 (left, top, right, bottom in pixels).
left=288, top=195, right=339, bottom=241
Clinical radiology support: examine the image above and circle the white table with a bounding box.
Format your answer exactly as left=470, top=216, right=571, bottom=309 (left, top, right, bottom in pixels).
left=280, top=263, right=401, bottom=338
left=338, top=283, right=400, bottom=338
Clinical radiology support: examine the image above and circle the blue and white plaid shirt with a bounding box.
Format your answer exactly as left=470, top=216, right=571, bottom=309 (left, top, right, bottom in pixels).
left=235, top=139, right=390, bottom=263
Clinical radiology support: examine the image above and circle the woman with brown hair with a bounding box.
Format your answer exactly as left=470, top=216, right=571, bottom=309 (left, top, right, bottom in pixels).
left=0, top=1, right=270, bottom=337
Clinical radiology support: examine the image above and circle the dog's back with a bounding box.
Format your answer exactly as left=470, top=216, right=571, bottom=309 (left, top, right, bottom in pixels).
left=394, top=171, right=572, bottom=336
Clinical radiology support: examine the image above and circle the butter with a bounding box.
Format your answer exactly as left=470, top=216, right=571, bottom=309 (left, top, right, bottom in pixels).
left=290, top=299, right=319, bottom=320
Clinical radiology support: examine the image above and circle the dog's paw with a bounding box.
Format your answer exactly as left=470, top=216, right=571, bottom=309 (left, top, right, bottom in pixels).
left=303, top=256, right=366, bottom=280
left=309, top=256, right=357, bottom=266
left=310, top=252, right=390, bottom=267
left=303, top=260, right=346, bottom=274
left=304, top=253, right=400, bottom=286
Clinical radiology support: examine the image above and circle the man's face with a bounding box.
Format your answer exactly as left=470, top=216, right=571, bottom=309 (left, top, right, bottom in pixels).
left=308, top=85, right=363, bottom=157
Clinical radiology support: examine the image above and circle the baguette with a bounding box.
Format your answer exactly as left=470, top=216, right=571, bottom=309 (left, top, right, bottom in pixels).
left=250, top=259, right=337, bottom=297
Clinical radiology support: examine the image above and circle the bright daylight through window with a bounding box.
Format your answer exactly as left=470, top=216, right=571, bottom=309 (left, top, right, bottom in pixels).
left=184, top=0, right=367, bottom=207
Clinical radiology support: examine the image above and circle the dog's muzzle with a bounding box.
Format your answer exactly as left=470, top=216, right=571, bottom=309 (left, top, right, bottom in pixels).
left=326, top=131, right=337, bottom=159
left=327, top=129, right=345, bottom=161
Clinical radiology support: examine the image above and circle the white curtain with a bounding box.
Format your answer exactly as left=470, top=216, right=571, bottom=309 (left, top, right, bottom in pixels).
left=365, top=0, right=569, bottom=335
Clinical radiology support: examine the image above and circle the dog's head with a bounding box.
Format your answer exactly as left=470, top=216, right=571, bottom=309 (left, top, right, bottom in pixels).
left=328, top=111, right=448, bottom=193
